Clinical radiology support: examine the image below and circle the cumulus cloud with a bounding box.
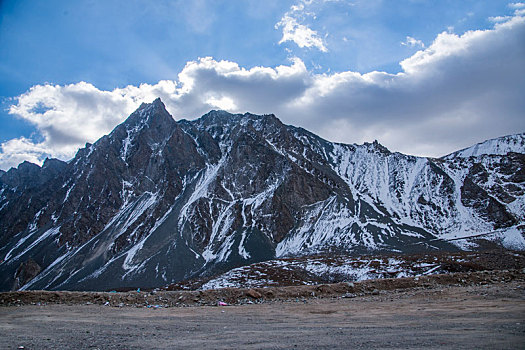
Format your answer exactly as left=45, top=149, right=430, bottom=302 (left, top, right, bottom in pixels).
left=509, top=2, right=525, bottom=9
left=276, top=14, right=328, bottom=52
left=275, top=1, right=328, bottom=52
left=0, top=138, right=51, bottom=170
left=489, top=15, right=512, bottom=23
left=492, top=3, right=525, bottom=21
left=401, top=36, right=425, bottom=48
left=1, top=13, right=525, bottom=170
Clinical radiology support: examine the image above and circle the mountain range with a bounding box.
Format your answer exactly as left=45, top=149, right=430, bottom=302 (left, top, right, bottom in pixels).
left=1, top=98, right=524, bottom=291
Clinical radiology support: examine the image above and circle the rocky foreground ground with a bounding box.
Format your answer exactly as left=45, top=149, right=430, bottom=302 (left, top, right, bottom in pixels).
left=0, top=269, right=523, bottom=308
left=0, top=269, right=524, bottom=349
left=1, top=250, right=525, bottom=349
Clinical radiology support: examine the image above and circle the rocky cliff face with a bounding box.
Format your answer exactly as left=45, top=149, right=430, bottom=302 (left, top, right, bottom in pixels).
left=0, top=99, right=523, bottom=291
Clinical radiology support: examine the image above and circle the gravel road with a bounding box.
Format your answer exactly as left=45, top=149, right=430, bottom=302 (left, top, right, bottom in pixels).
left=1, top=277, right=524, bottom=349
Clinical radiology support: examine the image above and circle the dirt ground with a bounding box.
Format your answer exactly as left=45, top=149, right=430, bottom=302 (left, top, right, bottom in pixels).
left=167, top=249, right=525, bottom=290
left=1, top=271, right=524, bottom=349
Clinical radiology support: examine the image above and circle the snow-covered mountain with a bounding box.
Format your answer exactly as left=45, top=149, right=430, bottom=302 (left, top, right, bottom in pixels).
left=0, top=98, right=524, bottom=291
left=443, top=133, right=525, bottom=159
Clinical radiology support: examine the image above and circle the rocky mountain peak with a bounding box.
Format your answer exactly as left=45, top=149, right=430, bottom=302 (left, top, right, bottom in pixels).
left=137, top=96, right=163, bottom=110
left=362, top=140, right=391, bottom=155
left=42, top=158, right=67, bottom=170
left=121, top=97, right=175, bottom=131
left=1, top=161, right=41, bottom=188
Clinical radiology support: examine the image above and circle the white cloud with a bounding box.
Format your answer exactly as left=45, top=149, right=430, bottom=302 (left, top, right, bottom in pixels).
left=276, top=14, right=328, bottom=52
left=2, top=13, right=525, bottom=170
left=489, top=15, right=512, bottom=22
left=206, top=96, right=237, bottom=111
left=502, top=3, right=525, bottom=18
left=509, top=2, right=525, bottom=9
left=401, top=36, right=425, bottom=48
left=0, top=138, right=51, bottom=170
left=275, top=1, right=328, bottom=52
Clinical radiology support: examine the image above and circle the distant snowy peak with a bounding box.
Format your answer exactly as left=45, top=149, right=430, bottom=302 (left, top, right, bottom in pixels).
left=443, top=133, right=525, bottom=159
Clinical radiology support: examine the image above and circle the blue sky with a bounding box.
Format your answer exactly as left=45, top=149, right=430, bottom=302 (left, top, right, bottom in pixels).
left=1, top=0, right=524, bottom=169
